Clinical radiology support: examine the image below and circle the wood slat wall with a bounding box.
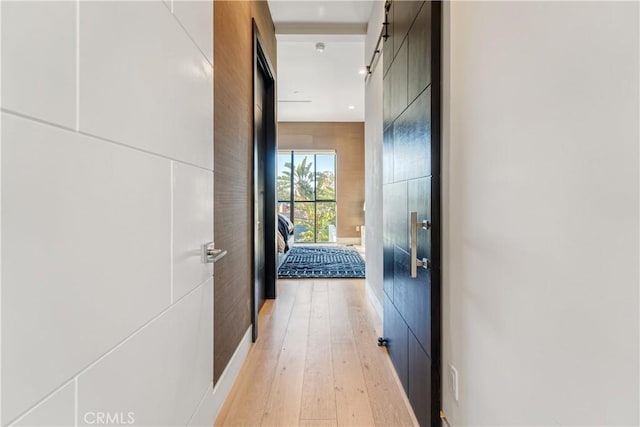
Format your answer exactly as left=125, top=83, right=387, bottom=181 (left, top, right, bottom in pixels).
left=278, top=122, right=365, bottom=239
left=213, top=0, right=277, bottom=383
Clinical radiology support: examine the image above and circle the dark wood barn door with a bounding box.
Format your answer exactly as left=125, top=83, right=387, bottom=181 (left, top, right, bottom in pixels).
left=382, top=1, right=441, bottom=425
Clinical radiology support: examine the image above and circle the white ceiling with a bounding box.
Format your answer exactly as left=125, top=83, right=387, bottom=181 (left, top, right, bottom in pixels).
left=276, top=34, right=365, bottom=122
left=268, top=1, right=375, bottom=24
left=268, top=1, right=374, bottom=122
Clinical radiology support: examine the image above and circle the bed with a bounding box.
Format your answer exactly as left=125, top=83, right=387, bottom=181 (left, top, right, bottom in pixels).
left=277, top=214, right=295, bottom=270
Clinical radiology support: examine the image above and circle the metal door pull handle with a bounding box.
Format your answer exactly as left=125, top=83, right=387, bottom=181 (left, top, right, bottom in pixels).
left=410, top=211, right=431, bottom=278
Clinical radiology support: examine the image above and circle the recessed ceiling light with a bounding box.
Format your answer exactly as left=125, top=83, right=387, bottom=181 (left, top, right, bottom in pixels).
left=359, top=67, right=367, bottom=75
left=315, top=42, right=325, bottom=53
left=348, top=105, right=355, bottom=110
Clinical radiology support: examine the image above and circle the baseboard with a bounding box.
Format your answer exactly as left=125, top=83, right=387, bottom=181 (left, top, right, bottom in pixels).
left=337, top=237, right=361, bottom=245
left=365, top=280, right=383, bottom=337
left=188, top=326, right=252, bottom=426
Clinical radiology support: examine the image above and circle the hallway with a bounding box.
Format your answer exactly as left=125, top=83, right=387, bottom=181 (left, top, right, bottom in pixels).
left=1, top=1, right=638, bottom=425
left=215, top=280, right=417, bottom=427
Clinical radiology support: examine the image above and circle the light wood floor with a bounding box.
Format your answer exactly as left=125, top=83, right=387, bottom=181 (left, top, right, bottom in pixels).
left=215, top=279, right=418, bottom=427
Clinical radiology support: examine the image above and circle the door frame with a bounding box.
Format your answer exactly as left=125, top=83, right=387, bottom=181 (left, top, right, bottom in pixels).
left=431, top=1, right=443, bottom=424
left=252, top=20, right=277, bottom=342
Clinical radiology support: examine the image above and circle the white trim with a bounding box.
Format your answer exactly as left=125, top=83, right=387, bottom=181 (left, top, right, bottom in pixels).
left=365, top=281, right=383, bottom=320
left=365, top=280, right=383, bottom=337
left=207, top=326, right=252, bottom=424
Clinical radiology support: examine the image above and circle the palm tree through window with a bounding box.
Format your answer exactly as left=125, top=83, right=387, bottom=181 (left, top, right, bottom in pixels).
left=277, top=150, right=337, bottom=243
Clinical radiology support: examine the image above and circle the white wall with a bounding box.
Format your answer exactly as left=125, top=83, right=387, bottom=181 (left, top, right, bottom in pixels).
left=1, top=1, right=215, bottom=425
left=364, top=1, right=385, bottom=310
left=442, top=1, right=639, bottom=425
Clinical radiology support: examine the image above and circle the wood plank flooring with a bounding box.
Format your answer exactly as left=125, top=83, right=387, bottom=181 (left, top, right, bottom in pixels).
left=215, top=279, right=417, bottom=427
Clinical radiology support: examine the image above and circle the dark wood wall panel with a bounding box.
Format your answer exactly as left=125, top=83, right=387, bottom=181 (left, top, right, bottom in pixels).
left=390, top=40, right=408, bottom=119
left=408, top=177, right=432, bottom=261
left=383, top=183, right=395, bottom=300
left=393, top=0, right=423, bottom=56
left=383, top=125, right=394, bottom=183
left=408, top=2, right=431, bottom=102
left=213, top=0, right=276, bottom=383
left=383, top=293, right=409, bottom=390
left=393, top=246, right=432, bottom=356
left=388, top=181, right=408, bottom=250
left=393, top=87, right=432, bottom=182
left=409, top=332, right=432, bottom=426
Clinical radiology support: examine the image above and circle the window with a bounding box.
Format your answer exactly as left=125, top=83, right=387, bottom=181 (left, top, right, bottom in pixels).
left=277, top=150, right=337, bottom=243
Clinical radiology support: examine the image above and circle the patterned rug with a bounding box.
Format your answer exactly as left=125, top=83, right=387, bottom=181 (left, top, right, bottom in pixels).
left=278, top=246, right=366, bottom=279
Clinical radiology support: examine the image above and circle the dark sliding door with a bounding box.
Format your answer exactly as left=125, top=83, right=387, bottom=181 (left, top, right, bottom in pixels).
left=382, top=1, right=441, bottom=426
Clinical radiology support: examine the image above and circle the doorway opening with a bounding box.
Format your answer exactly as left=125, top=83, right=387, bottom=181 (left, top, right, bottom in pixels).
left=252, top=20, right=277, bottom=342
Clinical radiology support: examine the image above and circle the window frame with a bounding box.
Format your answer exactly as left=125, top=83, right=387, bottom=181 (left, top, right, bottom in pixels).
left=277, top=149, right=337, bottom=243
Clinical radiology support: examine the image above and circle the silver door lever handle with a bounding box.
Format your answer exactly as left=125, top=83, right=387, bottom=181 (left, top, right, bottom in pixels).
left=202, top=242, right=227, bottom=264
